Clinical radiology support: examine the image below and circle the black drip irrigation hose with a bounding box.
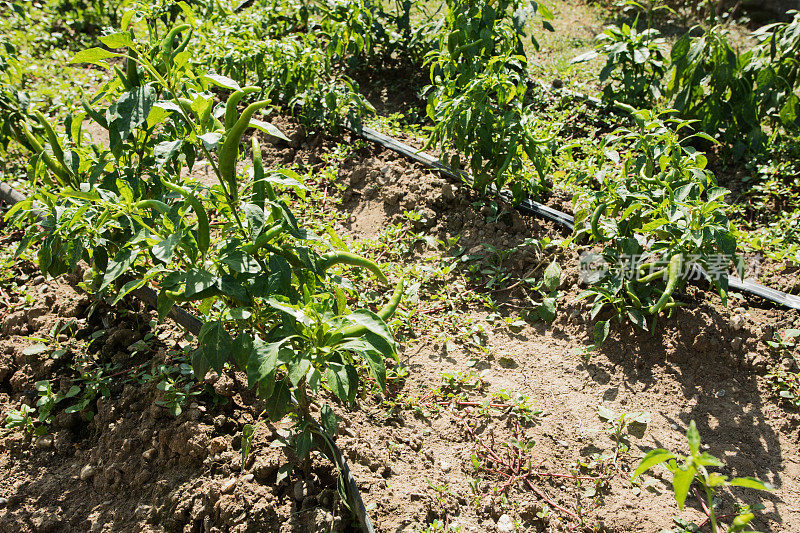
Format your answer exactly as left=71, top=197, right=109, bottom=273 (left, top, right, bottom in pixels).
left=353, top=125, right=800, bottom=311
left=0, top=182, right=376, bottom=533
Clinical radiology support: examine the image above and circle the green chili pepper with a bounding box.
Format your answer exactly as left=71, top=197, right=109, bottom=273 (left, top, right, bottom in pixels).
left=251, top=136, right=265, bottom=209
left=318, top=251, right=389, bottom=284
left=161, top=24, right=191, bottom=58
left=162, top=180, right=210, bottom=255
left=165, top=286, right=222, bottom=302
left=126, top=50, right=140, bottom=87
left=13, top=122, right=69, bottom=186
left=637, top=268, right=667, bottom=284
left=81, top=98, right=108, bottom=129
left=218, top=99, right=270, bottom=204
left=225, top=87, right=260, bottom=131
left=240, top=221, right=284, bottom=254
left=590, top=201, right=607, bottom=242
left=340, top=277, right=404, bottom=338
left=649, top=254, right=682, bottom=315
left=114, top=66, right=132, bottom=90
left=625, top=287, right=642, bottom=308
left=34, top=111, right=66, bottom=167
left=171, top=28, right=193, bottom=56
left=135, top=199, right=171, bottom=215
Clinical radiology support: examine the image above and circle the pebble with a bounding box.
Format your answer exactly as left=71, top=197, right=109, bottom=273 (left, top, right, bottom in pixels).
left=142, top=448, right=157, bottom=461
left=731, top=337, right=743, bottom=351
left=716, top=390, right=726, bottom=398
left=440, top=461, right=451, bottom=473
left=730, top=315, right=745, bottom=331
left=241, top=474, right=254, bottom=483
left=496, top=513, right=515, bottom=532
left=670, top=423, right=679, bottom=430
left=36, top=435, right=54, bottom=449
left=80, top=465, right=96, bottom=481
left=220, top=478, right=237, bottom=494
left=293, top=480, right=312, bottom=501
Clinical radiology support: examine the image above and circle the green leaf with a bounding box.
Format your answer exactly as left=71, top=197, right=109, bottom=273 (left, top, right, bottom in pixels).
left=198, top=320, right=232, bottom=371
left=108, top=85, right=156, bottom=143
left=154, top=140, right=183, bottom=167
left=202, top=73, right=241, bottom=91
left=296, top=429, right=312, bottom=460
left=100, top=248, right=135, bottom=291
left=69, top=47, right=121, bottom=66
left=110, top=278, right=147, bottom=305
left=672, top=465, right=695, bottom=510
left=99, top=32, right=134, bottom=48
left=543, top=261, right=561, bottom=292
left=320, top=404, right=338, bottom=436
left=243, top=203, right=265, bottom=239
left=184, top=269, right=217, bottom=297
left=362, top=350, right=387, bottom=392
left=191, top=347, right=210, bottom=380
left=686, top=420, right=700, bottom=455
left=23, top=343, right=48, bottom=356
left=570, top=50, right=599, bottom=64
left=729, top=477, right=772, bottom=491
left=249, top=118, right=289, bottom=141
left=594, top=320, right=610, bottom=345
left=246, top=338, right=288, bottom=387
left=199, top=132, right=222, bottom=150
left=220, top=249, right=261, bottom=274
left=157, top=289, right=174, bottom=321
left=325, top=363, right=352, bottom=403
left=231, top=332, right=253, bottom=370
left=597, top=405, right=616, bottom=421
left=342, top=310, right=396, bottom=353
left=631, top=449, right=674, bottom=480
left=288, top=356, right=311, bottom=387
left=152, top=230, right=182, bottom=263
left=265, top=379, right=290, bottom=421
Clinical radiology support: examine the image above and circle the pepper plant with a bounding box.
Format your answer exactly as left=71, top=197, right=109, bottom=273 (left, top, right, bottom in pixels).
left=573, top=108, right=737, bottom=339
left=423, top=0, right=557, bottom=201
left=633, top=421, right=772, bottom=533
left=6, top=13, right=402, bottom=454
left=570, top=13, right=667, bottom=106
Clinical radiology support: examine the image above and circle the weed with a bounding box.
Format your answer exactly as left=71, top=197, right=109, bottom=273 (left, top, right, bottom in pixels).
left=633, top=420, right=773, bottom=532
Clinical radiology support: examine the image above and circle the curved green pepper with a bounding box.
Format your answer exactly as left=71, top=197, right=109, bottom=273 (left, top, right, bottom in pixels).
left=318, top=251, right=389, bottom=284
left=162, top=181, right=210, bottom=255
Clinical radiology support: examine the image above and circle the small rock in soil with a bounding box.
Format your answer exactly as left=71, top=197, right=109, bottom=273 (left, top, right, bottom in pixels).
left=241, top=474, right=254, bottom=483
left=142, top=448, right=157, bottom=461
left=36, top=435, right=54, bottom=449
left=731, top=337, right=743, bottom=351
left=730, top=314, right=745, bottom=331
left=496, top=513, right=515, bottom=532
left=213, top=373, right=235, bottom=397
left=80, top=464, right=96, bottom=481
left=220, top=478, right=237, bottom=494
left=294, top=480, right=313, bottom=501
left=209, top=437, right=228, bottom=455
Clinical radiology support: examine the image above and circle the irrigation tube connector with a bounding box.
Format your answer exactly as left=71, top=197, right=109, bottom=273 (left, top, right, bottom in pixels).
left=0, top=182, right=376, bottom=533
left=352, top=126, right=800, bottom=311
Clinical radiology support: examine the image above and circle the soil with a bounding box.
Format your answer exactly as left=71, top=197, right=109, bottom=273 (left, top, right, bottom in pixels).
left=2, top=115, right=800, bottom=533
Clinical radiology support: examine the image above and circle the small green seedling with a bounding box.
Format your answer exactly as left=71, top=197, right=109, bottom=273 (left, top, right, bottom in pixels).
left=632, top=421, right=773, bottom=533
